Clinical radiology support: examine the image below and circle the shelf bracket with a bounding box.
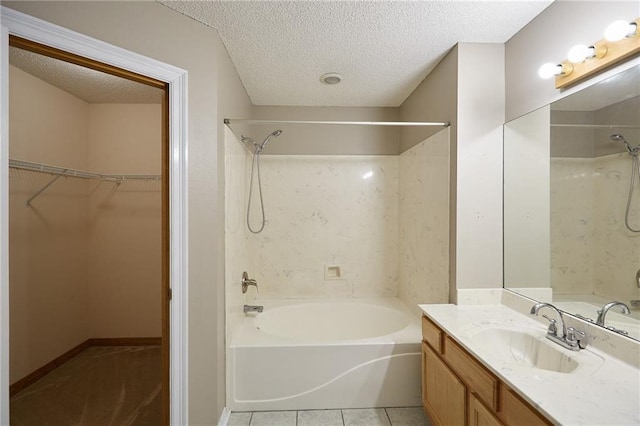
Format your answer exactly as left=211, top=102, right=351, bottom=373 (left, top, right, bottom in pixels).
left=25, top=171, right=66, bottom=207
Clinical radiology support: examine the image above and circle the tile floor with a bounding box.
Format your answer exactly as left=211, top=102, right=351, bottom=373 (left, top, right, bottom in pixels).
left=229, top=407, right=432, bottom=426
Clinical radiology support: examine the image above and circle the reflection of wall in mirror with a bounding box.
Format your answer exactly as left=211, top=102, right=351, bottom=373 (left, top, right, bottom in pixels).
left=503, top=106, right=550, bottom=290
left=550, top=94, right=640, bottom=306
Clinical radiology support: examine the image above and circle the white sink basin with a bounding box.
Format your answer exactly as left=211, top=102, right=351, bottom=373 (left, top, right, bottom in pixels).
left=460, top=321, right=604, bottom=375
left=468, top=327, right=579, bottom=373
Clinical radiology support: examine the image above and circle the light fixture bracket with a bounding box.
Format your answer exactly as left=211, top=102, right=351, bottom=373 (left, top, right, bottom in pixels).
left=555, top=17, right=640, bottom=89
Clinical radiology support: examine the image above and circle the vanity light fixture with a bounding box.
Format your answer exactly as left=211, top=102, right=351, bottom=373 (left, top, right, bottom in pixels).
left=539, top=17, right=640, bottom=89
left=604, top=20, right=638, bottom=42
left=538, top=62, right=573, bottom=79
left=567, top=44, right=607, bottom=64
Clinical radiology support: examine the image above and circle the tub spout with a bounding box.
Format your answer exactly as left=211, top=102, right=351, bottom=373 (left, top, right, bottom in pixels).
left=244, top=305, right=263, bottom=314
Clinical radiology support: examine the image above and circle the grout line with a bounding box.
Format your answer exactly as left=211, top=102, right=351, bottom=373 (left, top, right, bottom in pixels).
left=384, top=408, right=392, bottom=426
left=340, top=409, right=346, bottom=426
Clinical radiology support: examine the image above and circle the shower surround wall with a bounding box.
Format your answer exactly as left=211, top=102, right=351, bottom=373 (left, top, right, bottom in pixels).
left=8, top=65, right=161, bottom=384
left=398, top=129, right=450, bottom=316
left=551, top=154, right=640, bottom=304
left=224, top=127, right=450, bottom=337
left=250, top=154, right=399, bottom=298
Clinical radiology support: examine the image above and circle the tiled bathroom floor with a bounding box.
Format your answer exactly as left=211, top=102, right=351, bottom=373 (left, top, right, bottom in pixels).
left=229, top=407, right=432, bottom=426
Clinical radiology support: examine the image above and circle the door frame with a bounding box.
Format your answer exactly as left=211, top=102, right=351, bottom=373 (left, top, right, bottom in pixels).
left=0, top=7, right=189, bottom=425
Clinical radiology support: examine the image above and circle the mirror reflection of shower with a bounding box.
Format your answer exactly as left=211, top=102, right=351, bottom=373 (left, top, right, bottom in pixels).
left=611, top=133, right=640, bottom=233
left=246, top=129, right=283, bottom=234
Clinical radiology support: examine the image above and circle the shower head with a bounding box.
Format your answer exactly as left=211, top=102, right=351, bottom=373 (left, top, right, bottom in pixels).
left=611, top=133, right=638, bottom=155
left=259, top=129, right=283, bottom=150
left=611, top=133, right=627, bottom=143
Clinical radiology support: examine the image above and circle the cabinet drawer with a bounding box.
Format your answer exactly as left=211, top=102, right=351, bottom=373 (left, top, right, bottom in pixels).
left=443, top=336, right=498, bottom=411
left=422, top=315, right=443, bottom=353
left=499, top=385, right=551, bottom=426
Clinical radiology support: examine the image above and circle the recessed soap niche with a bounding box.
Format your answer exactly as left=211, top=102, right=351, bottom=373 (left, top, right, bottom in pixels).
left=324, top=265, right=342, bottom=280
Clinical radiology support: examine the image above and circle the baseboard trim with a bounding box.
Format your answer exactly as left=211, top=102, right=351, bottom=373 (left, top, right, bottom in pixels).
left=9, top=339, right=91, bottom=397
left=88, top=337, right=162, bottom=346
left=10, top=336, right=161, bottom=397
left=218, top=407, right=232, bottom=426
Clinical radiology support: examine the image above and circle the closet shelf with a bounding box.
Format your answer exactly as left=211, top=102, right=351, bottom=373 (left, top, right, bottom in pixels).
left=9, top=158, right=161, bottom=207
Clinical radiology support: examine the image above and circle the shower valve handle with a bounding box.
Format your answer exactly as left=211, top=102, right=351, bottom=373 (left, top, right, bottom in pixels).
left=242, top=271, right=258, bottom=294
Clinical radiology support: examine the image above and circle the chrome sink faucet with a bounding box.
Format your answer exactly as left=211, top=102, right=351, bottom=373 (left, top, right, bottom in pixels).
left=596, top=301, right=630, bottom=326
left=530, top=302, right=587, bottom=351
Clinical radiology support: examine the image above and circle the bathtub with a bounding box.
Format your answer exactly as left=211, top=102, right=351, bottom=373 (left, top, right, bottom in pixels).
left=229, top=298, right=422, bottom=411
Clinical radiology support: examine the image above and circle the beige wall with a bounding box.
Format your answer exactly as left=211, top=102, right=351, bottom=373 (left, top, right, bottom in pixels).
left=1, top=2, right=253, bottom=422
left=505, top=1, right=640, bottom=122
left=8, top=65, right=90, bottom=383
left=399, top=43, right=505, bottom=302
left=87, top=104, right=162, bottom=338
left=249, top=106, right=400, bottom=155
left=504, top=105, right=551, bottom=289
left=8, top=65, right=162, bottom=381
left=455, top=43, right=505, bottom=294
left=399, top=46, right=458, bottom=153
left=400, top=46, right=458, bottom=302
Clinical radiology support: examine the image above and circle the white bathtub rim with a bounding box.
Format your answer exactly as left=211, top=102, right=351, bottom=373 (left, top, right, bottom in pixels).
left=231, top=297, right=421, bottom=347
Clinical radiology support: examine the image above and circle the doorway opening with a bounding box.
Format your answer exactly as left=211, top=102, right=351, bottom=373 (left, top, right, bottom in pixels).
left=6, top=35, right=170, bottom=425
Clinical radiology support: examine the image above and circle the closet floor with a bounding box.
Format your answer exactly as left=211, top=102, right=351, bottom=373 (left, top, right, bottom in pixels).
left=10, top=345, right=161, bottom=426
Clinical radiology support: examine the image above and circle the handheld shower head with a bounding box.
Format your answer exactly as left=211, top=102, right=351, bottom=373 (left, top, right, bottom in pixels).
left=259, top=129, right=283, bottom=150
left=611, top=133, right=638, bottom=155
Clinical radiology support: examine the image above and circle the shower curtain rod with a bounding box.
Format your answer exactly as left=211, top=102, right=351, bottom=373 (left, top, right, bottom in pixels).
left=224, top=118, right=450, bottom=127
left=551, top=124, right=640, bottom=129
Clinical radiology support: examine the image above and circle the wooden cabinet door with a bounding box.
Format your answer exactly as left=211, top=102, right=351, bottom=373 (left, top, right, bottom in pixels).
left=469, top=392, right=503, bottom=426
left=498, top=385, right=551, bottom=426
left=423, top=342, right=466, bottom=426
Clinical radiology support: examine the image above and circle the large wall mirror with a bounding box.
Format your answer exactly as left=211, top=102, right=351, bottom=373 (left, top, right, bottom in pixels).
left=504, top=64, right=640, bottom=342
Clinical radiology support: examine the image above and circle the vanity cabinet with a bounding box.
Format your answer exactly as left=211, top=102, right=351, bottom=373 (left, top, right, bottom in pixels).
left=422, top=342, right=465, bottom=426
left=421, top=315, right=552, bottom=426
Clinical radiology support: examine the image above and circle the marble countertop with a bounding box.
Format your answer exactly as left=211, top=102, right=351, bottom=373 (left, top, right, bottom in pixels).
left=419, top=303, right=640, bottom=426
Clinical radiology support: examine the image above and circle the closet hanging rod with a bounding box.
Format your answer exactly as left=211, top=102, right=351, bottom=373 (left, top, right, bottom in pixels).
left=223, top=118, right=450, bottom=127
left=551, top=124, right=640, bottom=129
left=9, top=159, right=161, bottom=181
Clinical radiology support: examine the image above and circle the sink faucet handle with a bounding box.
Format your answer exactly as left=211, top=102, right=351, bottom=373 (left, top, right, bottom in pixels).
left=566, top=327, right=588, bottom=349
left=542, top=314, right=557, bottom=334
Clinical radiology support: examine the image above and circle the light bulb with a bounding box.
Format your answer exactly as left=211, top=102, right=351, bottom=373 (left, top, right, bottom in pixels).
left=538, top=63, right=562, bottom=79
left=567, top=44, right=593, bottom=63
left=604, top=20, right=637, bottom=42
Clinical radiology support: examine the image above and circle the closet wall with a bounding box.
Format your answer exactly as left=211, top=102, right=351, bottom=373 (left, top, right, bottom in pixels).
left=87, top=104, right=162, bottom=337
left=8, top=65, right=161, bottom=383
left=9, top=64, right=91, bottom=384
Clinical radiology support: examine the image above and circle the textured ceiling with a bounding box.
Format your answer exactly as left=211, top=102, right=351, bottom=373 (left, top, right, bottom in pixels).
left=9, top=46, right=164, bottom=104
left=160, top=0, right=553, bottom=107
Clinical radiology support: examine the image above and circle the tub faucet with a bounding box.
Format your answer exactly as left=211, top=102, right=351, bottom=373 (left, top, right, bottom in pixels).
left=596, top=301, right=630, bottom=326
left=530, top=302, right=587, bottom=351
left=243, top=305, right=263, bottom=314
left=242, top=271, right=258, bottom=294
